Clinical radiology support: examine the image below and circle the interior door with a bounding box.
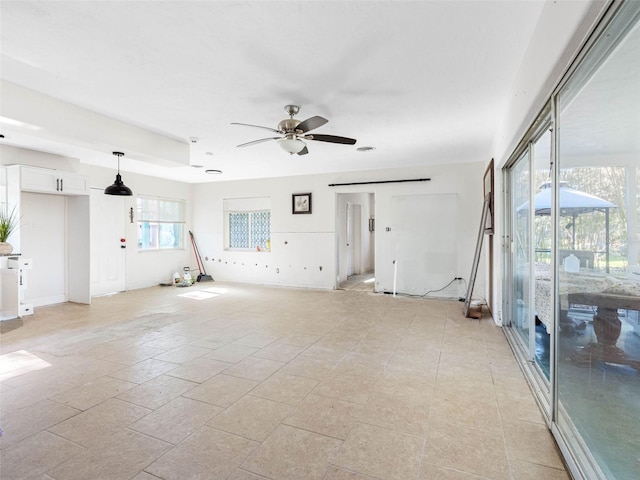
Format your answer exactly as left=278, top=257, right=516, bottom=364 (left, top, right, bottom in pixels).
left=90, top=188, right=126, bottom=295
left=346, top=202, right=355, bottom=276
left=352, top=204, right=362, bottom=275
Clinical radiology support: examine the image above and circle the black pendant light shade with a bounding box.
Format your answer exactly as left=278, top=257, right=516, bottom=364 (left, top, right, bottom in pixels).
left=105, top=151, right=133, bottom=196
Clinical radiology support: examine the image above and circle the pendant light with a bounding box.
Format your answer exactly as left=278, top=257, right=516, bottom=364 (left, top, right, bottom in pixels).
left=105, top=151, right=133, bottom=196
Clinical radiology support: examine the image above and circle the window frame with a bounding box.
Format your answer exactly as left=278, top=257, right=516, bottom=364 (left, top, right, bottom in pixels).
left=225, top=208, right=271, bottom=252
left=136, top=195, right=186, bottom=252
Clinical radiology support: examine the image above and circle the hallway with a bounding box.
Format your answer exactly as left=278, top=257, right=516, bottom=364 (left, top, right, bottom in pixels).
left=338, top=273, right=375, bottom=292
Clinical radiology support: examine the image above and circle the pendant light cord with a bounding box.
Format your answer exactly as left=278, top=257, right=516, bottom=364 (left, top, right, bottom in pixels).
left=113, top=151, right=124, bottom=175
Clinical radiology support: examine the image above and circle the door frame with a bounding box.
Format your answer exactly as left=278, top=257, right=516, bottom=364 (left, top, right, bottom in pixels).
left=502, top=103, right=555, bottom=421
left=335, top=192, right=375, bottom=289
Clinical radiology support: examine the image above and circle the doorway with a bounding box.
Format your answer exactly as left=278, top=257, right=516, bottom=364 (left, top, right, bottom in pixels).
left=336, top=193, right=375, bottom=290
left=346, top=203, right=361, bottom=277
left=90, top=188, right=126, bottom=296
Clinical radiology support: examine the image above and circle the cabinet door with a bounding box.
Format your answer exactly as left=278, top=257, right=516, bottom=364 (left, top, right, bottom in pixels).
left=59, top=172, right=89, bottom=195
left=19, top=167, right=89, bottom=195
left=0, top=269, right=19, bottom=320
left=20, top=167, right=58, bottom=194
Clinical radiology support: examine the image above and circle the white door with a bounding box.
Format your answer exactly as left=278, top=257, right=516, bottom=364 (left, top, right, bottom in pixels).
left=90, top=188, right=126, bottom=295
left=346, top=203, right=355, bottom=276
left=352, top=204, right=362, bottom=275
left=390, top=194, right=458, bottom=296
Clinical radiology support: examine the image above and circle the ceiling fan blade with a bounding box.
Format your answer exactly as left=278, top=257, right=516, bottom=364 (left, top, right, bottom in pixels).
left=237, top=137, right=281, bottom=147
left=297, top=146, right=309, bottom=156
left=296, top=116, right=328, bottom=133
left=308, top=134, right=357, bottom=145
left=231, top=122, right=281, bottom=134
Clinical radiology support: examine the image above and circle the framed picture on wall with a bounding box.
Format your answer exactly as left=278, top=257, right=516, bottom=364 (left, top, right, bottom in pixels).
left=292, top=193, right=312, bottom=214
left=483, top=158, right=494, bottom=235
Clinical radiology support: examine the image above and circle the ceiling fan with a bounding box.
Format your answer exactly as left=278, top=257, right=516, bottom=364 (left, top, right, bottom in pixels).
left=231, top=105, right=356, bottom=155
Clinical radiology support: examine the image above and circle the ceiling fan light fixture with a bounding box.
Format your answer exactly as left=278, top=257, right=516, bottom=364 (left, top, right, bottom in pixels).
left=232, top=105, right=356, bottom=156
left=105, top=151, right=133, bottom=196
left=278, top=137, right=306, bottom=154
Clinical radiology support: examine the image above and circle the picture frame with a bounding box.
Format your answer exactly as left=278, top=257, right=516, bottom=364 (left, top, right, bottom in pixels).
left=292, top=193, right=312, bottom=214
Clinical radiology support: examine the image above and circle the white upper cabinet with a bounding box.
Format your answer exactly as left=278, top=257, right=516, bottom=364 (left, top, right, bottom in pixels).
left=56, top=171, right=89, bottom=195
left=18, top=165, right=89, bottom=195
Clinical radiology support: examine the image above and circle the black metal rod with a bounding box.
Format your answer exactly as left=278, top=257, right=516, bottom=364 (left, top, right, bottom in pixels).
left=328, top=178, right=431, bottom=187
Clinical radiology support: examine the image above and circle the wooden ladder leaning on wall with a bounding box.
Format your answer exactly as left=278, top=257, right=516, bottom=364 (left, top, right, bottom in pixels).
left=463, top=192, right=491, bottom=319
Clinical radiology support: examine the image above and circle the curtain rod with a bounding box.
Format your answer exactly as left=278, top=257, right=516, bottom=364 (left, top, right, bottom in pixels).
left=328, top=178, right=431, bottom=187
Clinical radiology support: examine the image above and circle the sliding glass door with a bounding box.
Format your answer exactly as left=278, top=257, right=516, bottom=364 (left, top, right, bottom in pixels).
left=531, top=126, right=553, bottom=380
left=510, top=152, right=532, bottom=351
left=504, top=2, right=640, bottom=479
left=507, top=116, right=554, bottom=386
left=555, top=4, right=640, bottom=479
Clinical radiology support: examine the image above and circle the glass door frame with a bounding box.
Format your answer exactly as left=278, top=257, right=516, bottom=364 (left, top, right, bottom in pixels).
left=502, top=103, right=555, bottom=421
left=506, top=148, right=532, bottom=352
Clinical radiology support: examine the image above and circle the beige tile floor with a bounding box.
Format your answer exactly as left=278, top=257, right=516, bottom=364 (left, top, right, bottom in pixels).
left=0, top=283, right=569, bottom=480
left=338, top=273, right=375, bottom=292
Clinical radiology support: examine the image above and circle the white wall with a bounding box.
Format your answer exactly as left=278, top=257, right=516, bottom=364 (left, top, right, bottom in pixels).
left=193, top=162, right=486, bottom=298
left=488, top=0, right=608, bottom=323
left=0, top=144, right=81, bottom=172
left=371, top=164, right=483, bottom=298
left=192, top=174, right=336, bottom=289
left=388, top=193, right=459, bottom=297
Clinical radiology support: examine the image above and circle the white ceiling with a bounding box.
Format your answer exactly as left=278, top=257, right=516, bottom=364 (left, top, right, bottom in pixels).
left=0, top=1, right=546, bottom=183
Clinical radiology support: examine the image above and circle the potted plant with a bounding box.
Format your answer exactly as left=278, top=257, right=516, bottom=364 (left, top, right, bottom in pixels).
left=0, top=206, right=18, bottom=255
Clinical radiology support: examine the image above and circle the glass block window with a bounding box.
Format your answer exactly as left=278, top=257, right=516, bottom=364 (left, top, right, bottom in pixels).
left=229, top=213, right=250, bottom=248
left=228, top=210, right=270, bottom=250
left=137, top=196, right=186, bottom=250
left=251, top=211, right=271, bottom=248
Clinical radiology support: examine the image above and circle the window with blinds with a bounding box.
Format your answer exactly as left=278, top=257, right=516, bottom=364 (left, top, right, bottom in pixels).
left=137, top=196, right=186, bottom=250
